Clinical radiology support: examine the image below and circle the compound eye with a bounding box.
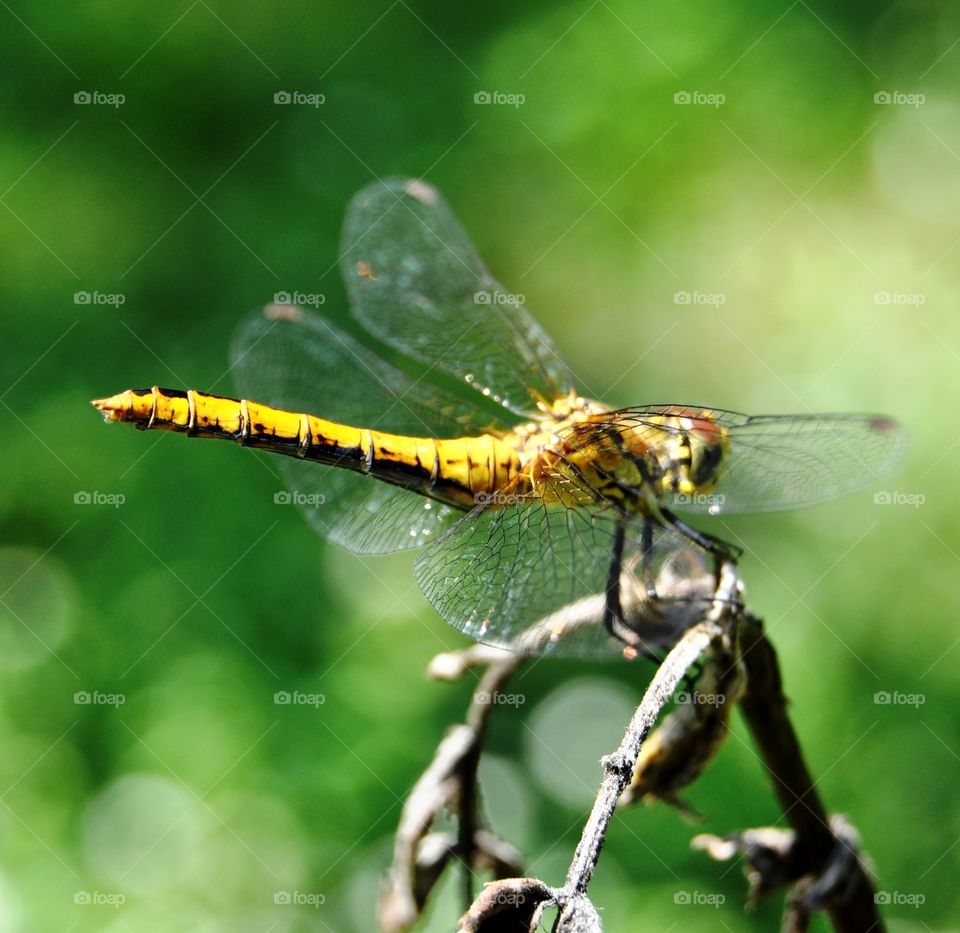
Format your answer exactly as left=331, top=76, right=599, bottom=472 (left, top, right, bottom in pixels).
left=691, top=441, right=724, bottom=486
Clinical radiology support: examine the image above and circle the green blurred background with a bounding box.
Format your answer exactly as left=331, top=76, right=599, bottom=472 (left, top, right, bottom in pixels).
left=2, top=1, right=958, bottom=930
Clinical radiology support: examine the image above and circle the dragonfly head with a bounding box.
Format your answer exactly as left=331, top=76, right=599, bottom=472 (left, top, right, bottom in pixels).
left=688, top=427, right=728, bottom=490
left=652, top=410, right=731, bottom=500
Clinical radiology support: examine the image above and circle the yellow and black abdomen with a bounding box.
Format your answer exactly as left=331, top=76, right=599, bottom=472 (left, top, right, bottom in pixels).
left=92, top=387, right=520, bottom=510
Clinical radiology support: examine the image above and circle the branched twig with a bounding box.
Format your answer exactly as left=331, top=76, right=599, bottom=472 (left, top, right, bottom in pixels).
left=383, top=559, right=885, bottom=932
left=731, top=620, right=883, bottom=931
left=562, top=620, right=729, bottom=896
left=553, top=559, right=741, bottom=928
left=378, top=645, right=524, bottom=932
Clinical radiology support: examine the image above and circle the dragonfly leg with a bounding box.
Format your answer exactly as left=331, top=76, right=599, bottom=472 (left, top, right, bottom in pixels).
left=658, top=506, right=742, bottom=560
left=640, top=518, right=658, bottom=598
left=604, top=519, right=645, bottom=653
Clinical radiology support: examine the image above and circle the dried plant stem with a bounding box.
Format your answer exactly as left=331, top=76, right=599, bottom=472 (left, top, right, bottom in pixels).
left=560, top=560, right=741, bottom=909
left=736, top=619, right=883, bottom=932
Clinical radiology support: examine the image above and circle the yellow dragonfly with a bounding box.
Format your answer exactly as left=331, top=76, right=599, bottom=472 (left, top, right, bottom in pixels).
left=93, top=178, right=905, bottom=660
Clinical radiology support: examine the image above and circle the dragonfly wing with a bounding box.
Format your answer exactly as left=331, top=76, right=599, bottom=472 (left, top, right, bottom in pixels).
left=587, top=407, right=905, bottom=515
left=230, top=303, right=486, bottom=553
left=685, top=411, right=905, bottom=514
left=274, top=458, right=456, bottom=554
left=414, top=475, right=722, bottom=660
left=341, top=177, right=574, bottom=416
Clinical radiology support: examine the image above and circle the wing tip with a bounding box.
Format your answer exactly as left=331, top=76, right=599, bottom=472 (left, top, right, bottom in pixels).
left=352, top=176, right=440, bottom=210
left=402, top=178, right=438, bottom=205
left=263, top=302, right=304, bottom=323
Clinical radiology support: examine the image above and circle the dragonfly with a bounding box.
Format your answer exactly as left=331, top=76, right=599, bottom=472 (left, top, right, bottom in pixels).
left=93, top=177, right=905, bottom=660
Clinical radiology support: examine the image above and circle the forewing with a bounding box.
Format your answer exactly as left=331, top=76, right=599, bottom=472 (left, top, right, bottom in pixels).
left=341, top=177, right=573, bottom=416
left=581, top=407, right=906, bottom=515
left=230, top=303, right=488, bottom=553
left=690, top=411, right=905, bottom=514
left=414, top=474, right=721, bottom=660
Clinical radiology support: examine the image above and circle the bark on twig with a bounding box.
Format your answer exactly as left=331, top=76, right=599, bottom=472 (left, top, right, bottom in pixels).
left=734, top=620, right=882, bottom=931
left=385, top=558, right=884, bottom=933
left=378, top=646, right=524, bottom=932
left=554, top=559, right=741, bottom=924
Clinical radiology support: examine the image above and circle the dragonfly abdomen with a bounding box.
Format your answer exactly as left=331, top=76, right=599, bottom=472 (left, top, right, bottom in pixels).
left=93, top=387, right=520, bottom=510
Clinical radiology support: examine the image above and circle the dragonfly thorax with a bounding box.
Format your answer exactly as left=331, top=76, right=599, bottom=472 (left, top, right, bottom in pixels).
left=537, top=406, right=732, bottom=514
left=508, top=393, right=609, bottom=469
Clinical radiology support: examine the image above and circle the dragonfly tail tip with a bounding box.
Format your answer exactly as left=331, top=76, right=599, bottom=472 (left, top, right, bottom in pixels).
left=90, top=392, right=129, bottom=423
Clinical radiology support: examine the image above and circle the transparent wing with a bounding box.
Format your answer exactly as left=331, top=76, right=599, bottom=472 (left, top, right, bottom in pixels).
left=591, top=407, right=906, bottom=515
left=230, top=303, right=503, bottom=554
left=340, top=177, right=574, bottom=416
left=414, top=472, right=723, bottom=660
